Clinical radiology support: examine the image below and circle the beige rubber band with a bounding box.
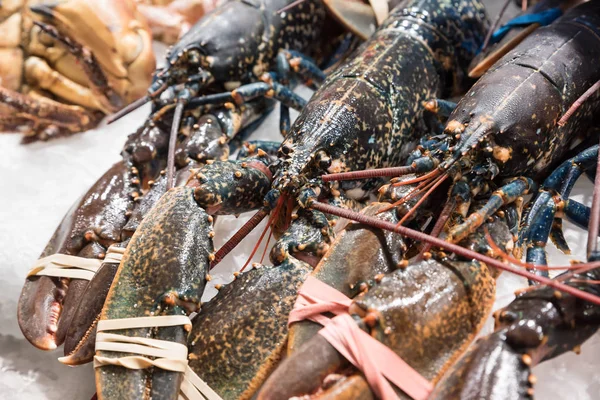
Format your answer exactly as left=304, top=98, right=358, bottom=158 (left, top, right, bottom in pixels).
left=180, top=368, right=223, bottom=400
left=94, top=315, right=223, bottom=400
left=96, top=315, right=193, bottom=332
left=28, top=253, right=102, bottom=280
left=369, top=0, right=389, bottom=25
left=104, top=245, right=126, bottom=264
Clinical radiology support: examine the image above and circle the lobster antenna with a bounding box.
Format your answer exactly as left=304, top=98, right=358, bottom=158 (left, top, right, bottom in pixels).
left=260, top=228, right=274, bottom=264
left=392, top=168, right=441, bottom=187
left=397, top=174, right=448, bottom=226
left=239, top=196, right=285, bottom=272
left=377, top=178, right=433, bottom=214
left=166, top=100, right=184, bottom=189
left=277, top=0, right=306, bottom=13
left=558, top=79, right=600, bottom=126
left=586, top=136, right=600, bottom=260
left=418, top=198, right=456, bottom=259
left=106, top=83, right=168, bottom=124
left=481, top=0, right=511, bottom=51
left=210, top=208, right=270, bottom=269
left=322, top=165, right=416, bottom=182
left=310, top=200, right=600, bottom=305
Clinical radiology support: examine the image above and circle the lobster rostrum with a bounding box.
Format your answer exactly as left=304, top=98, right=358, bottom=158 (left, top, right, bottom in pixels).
left=202, top=0, right=489, bottom=270
left=0, top=0, right=156, bottom=141
left=330, top=1, right=600, bottom=251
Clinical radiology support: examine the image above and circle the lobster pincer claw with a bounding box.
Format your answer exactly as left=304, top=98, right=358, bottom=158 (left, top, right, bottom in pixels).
left=18, top=160, right=135, bottom=351
left=59, top=243, right=127, bottom=366
left=428, top=330, right=532, bottom=400
left=187, top=256, right=312, bottom=399
left=95, top=186, right=213, bottom=400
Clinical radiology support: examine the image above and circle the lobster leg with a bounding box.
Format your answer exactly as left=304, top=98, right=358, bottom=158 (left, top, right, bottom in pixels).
left=448, top=177, right=536, bottom=243
left=424, top=99, right=458, bottom=118
left=518, top=145, right=599, bottom=271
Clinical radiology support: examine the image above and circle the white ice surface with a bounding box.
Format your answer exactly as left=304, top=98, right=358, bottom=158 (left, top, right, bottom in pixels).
left=1, top=36, right=600, bottom=400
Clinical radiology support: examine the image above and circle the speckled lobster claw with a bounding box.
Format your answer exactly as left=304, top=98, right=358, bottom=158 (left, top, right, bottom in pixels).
left=17, top=160, right=137, bottom=351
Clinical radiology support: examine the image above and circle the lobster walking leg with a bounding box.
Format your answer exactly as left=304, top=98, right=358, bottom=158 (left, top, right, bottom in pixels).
left=520, top=145, right=599, bottom=270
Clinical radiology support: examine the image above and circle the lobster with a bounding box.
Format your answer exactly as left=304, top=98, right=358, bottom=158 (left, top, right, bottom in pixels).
left=108, top=0, right=347, bottom=143
left=91, top=0, right=488, bottom=398
left=320, top=0, right=600, bottom=258
left=193, top=0, right=489, bottom=272
left=0, top=0, right=156, bottom=141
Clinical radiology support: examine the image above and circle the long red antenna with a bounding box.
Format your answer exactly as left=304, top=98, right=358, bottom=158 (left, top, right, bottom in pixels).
left=418, top=198, right=455, bottom=259
left=322, top=166, right=416, bottom=182
left=210, top=208, right=269, bottom=269
left=310, top=201, right=600, bottom=305
left=558, top=80, right=600, bottom=126
left=397, top=174, right=448, bottom=226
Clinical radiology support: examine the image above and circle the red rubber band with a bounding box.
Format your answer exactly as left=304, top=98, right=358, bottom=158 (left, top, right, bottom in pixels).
left=288, top=276, right=433, bottom=400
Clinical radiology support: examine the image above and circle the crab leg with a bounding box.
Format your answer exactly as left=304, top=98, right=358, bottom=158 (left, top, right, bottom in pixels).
left=30, top=21, right=123, bottom=112
left=0, top=86, right=96, bottom=136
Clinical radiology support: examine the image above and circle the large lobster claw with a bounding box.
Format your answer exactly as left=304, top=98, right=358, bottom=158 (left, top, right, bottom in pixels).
left=18, top=160, right=135, bottom=350
left=95, top=186, right=212, bottom=400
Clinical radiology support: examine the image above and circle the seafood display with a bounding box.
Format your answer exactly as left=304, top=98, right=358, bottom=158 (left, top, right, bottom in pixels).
left=0, top=0, right=156, bottom=141
left=8, top=0, right=600, bottom=399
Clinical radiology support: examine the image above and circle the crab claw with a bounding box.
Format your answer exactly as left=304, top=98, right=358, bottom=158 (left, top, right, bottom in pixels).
left=429, top=331, right=532, bottom=400
left=29, top=0, right=155, bottom=103
left=17, top=161, right=134, bottom=350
